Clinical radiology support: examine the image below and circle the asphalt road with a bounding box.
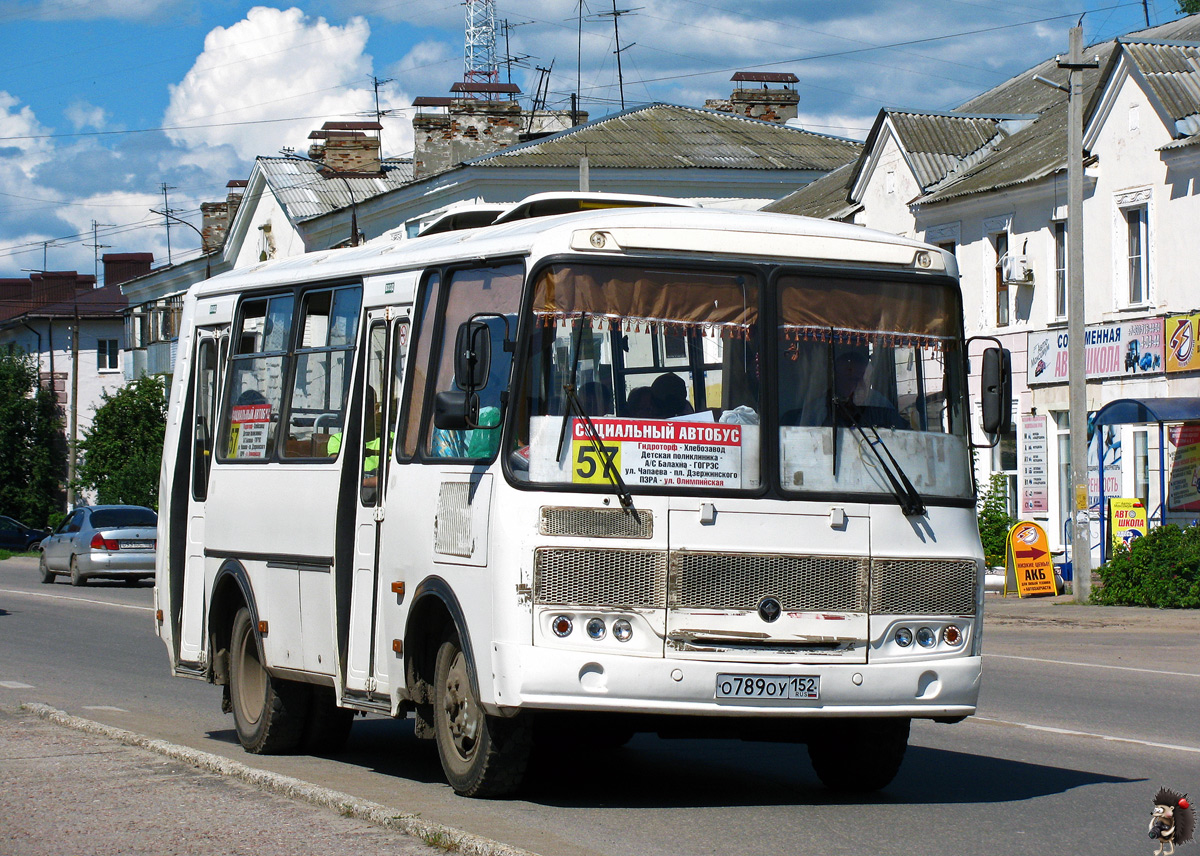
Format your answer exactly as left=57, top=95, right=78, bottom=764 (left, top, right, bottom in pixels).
left=2, top=555, right=1198, bottom=856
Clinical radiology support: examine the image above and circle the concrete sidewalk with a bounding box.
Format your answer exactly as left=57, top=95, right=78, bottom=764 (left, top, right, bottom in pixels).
left=0, top=705, right=533, bottom=856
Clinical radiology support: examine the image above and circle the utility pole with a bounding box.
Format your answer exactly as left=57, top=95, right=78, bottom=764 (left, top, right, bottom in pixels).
left=68, top=300, right=79, bottom=509
left=1060, top=24, right=1099, bottom=601
left=161, top=183, right=177, bottom=264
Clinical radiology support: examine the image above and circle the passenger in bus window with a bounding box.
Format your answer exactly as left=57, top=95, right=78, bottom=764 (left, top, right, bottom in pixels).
left=578, top=380, right=612, bottom=416
left=829, top=345, right=906, bottom=429
left=649, top=373, right=693, bottom=419
left=624, top=386, right=654, bottom=418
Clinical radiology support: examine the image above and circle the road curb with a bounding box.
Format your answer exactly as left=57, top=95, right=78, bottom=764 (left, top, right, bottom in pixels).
left=21, top=702, right=540, bottom=856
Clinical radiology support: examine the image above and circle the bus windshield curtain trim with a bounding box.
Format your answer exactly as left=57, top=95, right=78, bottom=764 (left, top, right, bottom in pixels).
left=534, top=310, right=752, bottom=339
left=782, top=325, right=954, bottom=352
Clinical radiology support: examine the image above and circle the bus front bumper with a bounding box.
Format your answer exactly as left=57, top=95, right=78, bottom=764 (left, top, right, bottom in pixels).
left=488, top=642, right=980, bottom=720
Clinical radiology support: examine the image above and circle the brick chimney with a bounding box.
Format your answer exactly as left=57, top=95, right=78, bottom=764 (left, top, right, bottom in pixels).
left=705, top=72, right=800, bottom=124
left=199, top=180, right=246, bottom=253
left=102, top=253, right=153, bottom=287
left=412, top=83, right=526, bottom=180
left=307, top=122, right=383, bottom=175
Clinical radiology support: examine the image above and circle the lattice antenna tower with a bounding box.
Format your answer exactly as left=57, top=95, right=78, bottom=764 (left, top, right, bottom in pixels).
left=464, top=0, right=499, bottom=86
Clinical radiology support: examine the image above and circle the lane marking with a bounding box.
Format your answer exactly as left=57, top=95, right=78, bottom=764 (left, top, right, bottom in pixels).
left=974, top=716, right=1200, bottom=755
left=986, top=652, right=1200, bottom=679
left=0, top=588, right=153, bottom=612
left=0, top=681, right=35, bottom=689
left=83, top=705, right=128, bottom=713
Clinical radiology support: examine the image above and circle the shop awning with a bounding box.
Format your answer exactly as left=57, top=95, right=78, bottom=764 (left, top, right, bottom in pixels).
left=1092, top=397, right=1200, bottom=427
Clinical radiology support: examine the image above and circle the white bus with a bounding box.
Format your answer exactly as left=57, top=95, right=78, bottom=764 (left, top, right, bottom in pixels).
left=155, top=193, right=1011, bottom=797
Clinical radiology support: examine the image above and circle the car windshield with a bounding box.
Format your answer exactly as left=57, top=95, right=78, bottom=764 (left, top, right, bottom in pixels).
left=776, top=273, right=972, bottom=501
left=510, top=263, right=761, bottom=492
left=90, top=508, right=157, bottom=528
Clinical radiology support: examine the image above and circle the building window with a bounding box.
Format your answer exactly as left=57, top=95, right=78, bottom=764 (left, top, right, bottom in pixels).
left=98, top=339, right=119, bottom=372
left=993, top=411, right=1018, bottom=518
left=1125, top=206, right=1148, bottom=305
left=993, top=231, right=1009, bottom=327
left=1134, top=429, right=1150, bottom=513
left=1054, top=411, right=1071, bottom=544
left=1054, top=221, right=1067, bottom=320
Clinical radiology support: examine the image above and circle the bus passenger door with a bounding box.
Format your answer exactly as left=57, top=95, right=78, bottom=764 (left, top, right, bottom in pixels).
left=179, top=328, right=224, bottom=664
left=345, top=313, right=406, bottom=695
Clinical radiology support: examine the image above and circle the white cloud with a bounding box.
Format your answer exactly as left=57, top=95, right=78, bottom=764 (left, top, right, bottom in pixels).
left=0, top=91, right=55, bottom=172
left=65, top=101, right=109, bottom=132
left=163, top=6, right=393, bottom=160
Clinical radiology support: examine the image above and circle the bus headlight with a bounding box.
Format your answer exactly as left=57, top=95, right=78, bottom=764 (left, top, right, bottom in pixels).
left=586, top=618, right=606, bottom=640
left=894, top=627, right=913, bottom=647
left=916, top=627, right=937, bottom=648
left=943, top=624, right=963, bottom=646
left=613, top=619, right=633, bottom=642
left=552, top=615, right=573, bottom=637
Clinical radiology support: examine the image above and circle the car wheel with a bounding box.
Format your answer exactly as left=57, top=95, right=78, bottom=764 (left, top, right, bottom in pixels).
left=38, top=551, right=55, bottom=584
left=433, top=631, right=531, bottom=797
left=807, top=717, right=910, bottom=793
left=229, top=607, right=308, bottom=754
left=69, top=556, right=87, bottom=587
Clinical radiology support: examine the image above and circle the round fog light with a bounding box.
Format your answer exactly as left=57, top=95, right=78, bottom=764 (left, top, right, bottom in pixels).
left=894, top=627, right=913, bottom=647
left=613, top=619, right=633, bottom=642
left=943, top=624, right=963, bottom=646
left=916, top=626, right=937, bottom=648
left=552, top=615, right=573, bottom=637
left=586, top=618, right=606, bottom=640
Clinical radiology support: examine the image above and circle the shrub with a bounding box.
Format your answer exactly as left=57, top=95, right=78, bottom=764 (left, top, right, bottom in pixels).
left=1091, top=523, right=1200, bottom=608
left=977, top=472, right=1016, bottom=569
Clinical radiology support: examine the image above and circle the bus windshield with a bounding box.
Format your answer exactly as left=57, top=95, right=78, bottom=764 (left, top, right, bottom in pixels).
left=511, top=263, right=762, bottom=491
left=776, top=273, right=972, bottom=501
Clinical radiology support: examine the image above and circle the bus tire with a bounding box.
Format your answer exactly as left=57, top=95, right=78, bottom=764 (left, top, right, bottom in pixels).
left=302, top=687, right=355, bottom=755
left=807, top=717, right=909, bottom=793
left=229, top=607, right=308, bottom=754
left=433, top=633, right=531, bottom=798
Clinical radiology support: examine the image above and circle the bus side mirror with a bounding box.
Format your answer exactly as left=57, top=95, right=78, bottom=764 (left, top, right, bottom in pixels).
left=434, top=390, right=479, bottom=431
left=454, top=321, right=491, bottom=393
left=980, top=347, right=1012, bottom=436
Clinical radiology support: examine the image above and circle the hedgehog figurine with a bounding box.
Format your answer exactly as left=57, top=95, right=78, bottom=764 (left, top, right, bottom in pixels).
left=1150, top=787, right=1195, bottom=856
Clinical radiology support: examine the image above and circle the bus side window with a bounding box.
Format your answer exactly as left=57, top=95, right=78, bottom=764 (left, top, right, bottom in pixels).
left=423, top=264, right=522, bottom=461
left=191, top=337, right=218, bottom=500
left=283, top=285, right=362, bottom=459
left=219, top=294, right=294, bottom=461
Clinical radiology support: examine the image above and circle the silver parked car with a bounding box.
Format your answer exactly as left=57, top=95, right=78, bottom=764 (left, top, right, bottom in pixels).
left=39, top=505, right=157, bottom=586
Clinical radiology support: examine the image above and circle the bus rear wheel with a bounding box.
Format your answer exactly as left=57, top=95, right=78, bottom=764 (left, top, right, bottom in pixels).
left=433, top=633, right=531, bottom=798
left=229, top=607, right=308, bottom=754
left=807, top=717, right=910, bottom=793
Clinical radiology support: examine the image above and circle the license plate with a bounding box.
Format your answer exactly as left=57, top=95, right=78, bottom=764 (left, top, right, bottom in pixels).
left=716, top=674, right=820, bottom=700
left=118, top=540, right=154, bottom=550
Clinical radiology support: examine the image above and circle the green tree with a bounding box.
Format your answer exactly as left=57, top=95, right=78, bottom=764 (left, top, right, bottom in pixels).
left=1180, top=1, right=1200, bottom=14
left=75, top=375, right=167, bottom=508
left=0, top=350, right=67, bottom=528
left=977, top=472, right=1017, bottom=569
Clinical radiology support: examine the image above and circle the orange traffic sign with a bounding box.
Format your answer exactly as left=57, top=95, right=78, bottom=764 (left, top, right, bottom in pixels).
left=1004, top=521, right=1057, bottom=598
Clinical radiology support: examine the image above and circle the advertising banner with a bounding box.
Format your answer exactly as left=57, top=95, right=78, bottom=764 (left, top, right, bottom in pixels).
left=1165, top=313, right=1200, bottom=373
left=1168, top=423, right=1200, bottom=512
left=1020, top=415, right=1049, bottom=514
left=1108, top=498, right=1148, bottom=551
left=1028, top=318, right=1165, bottom=384
left=228, top=403, right=271, bottom=458
left=1004, top=521, right=1057, bottom=597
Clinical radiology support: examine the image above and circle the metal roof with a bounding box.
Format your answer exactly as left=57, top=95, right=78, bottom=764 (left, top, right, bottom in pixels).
left=257, top=157, right=414, bottom=223
left=468, top=103, right=862, bottom=171
left=761, top=163, right=857, bottom=220
left=1122, top=39, right=1200, bottom=121
left=888, top=112, right=1005, bottom=189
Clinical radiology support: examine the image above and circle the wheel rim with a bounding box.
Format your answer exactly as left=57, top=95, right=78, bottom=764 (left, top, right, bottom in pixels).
left=234, top=623, right=267, bottom=727
left=442, top=649, right=480, bottom=762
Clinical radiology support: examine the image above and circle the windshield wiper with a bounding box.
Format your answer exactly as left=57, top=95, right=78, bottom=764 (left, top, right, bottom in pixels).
left=554, top=316, right=639, bottom=520
left=832, top=396, right=926, bottom=517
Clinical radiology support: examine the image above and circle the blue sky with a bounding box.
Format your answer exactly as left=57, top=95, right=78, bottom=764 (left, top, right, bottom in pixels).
left=0, top=0, right=1185, bottom=278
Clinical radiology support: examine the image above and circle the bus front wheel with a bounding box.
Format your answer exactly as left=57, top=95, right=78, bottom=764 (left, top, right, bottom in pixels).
left=229, top=607, right=308, bottom=754
left=433, top=633, right=531, bottom=797
left=807, top=717, right=910, bottom=792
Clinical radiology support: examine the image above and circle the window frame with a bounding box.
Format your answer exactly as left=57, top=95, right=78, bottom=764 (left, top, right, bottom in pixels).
left=1124, top=204, right=1149, bottom=306
left=97, top=338, right=120, bottom=372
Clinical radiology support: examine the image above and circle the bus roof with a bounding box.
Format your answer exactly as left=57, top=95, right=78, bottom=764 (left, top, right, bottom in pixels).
left=189, top=201, right=949, bottom=299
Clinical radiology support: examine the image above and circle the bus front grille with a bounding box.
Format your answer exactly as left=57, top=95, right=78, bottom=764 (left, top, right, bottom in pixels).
left=538, top=506, right=653, bottom=539
left=669, top=552, right=868, bottom=613
left=869, top=558, right=977, bottom=615
left=534, top=547, right=667, bottom=608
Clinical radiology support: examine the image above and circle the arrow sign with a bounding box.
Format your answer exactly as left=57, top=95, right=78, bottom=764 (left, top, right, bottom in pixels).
left=1016, top=547, right=1047, bottom=560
